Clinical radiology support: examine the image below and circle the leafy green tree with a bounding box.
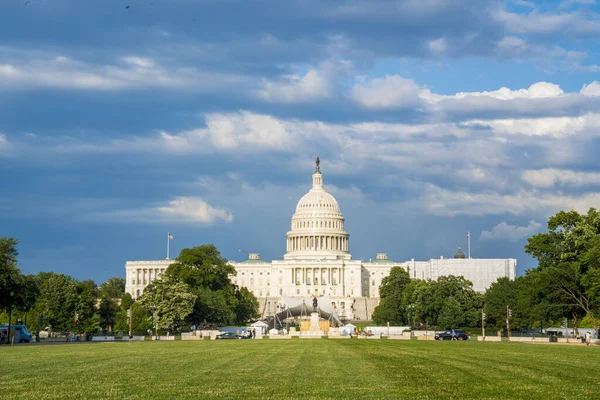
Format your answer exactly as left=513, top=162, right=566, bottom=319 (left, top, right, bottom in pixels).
left=414, top=276, right=483, bottom=328
left=235, top=287, right=259, bottom=324
left=138, top=279, right=196, bottom=333
left=37, top=273, right=77, bottom=332
left=98, top=277, right=126, bottom=299
left=130, top=302, right=152, bottom=335
left=114, top=293, right=135, bottom=334
left=437, top=297, right=463, bottom=329
left=166, top=245, right=235, bottom=291
left=372, top=267, right=411, bottom=325
left=74, top=280, right=98, bottom=334
left=525, top=208, right=600, bottom=332
left=166, top=244, right=258, bottom=325
left=0, top=237, right=27, bottom=311
left=98, top=296, right=119, bottom=332
left=484, top=277, right=518, bottom=330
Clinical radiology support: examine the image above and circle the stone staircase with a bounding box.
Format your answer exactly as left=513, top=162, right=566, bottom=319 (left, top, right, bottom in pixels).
left=351, top=297, right=379, bottom=321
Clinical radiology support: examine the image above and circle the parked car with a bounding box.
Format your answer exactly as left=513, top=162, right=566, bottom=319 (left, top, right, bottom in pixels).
left=435, top=329, right=469, bottom=340
left=216, top=332, right=241, bottom=340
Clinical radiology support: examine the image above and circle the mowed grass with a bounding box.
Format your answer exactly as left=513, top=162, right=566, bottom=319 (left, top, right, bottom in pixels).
left=2, top=339, right=599, bottom=399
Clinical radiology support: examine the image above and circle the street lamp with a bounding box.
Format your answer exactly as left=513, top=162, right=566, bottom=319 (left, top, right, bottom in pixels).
left=151, top=305, right=158, bottom=340
left=8, top=291, right=14, bottom=345
left=408, top=304, right=415, bottom=337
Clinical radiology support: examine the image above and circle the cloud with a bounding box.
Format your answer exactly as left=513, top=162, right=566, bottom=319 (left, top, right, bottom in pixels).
left=257, top=60, right=340, bottom=103
left=413, top=184, right=600, bottom=217
left=350, top=75, right=428, bottom=109
left=106, top=197, right=233, bottom=225
left=171, top=111, right=302, bottom=151
left=559, top=0, right=596, bottom=9
left=480, top=220, right=542, bottom=242
left=444, top=82, right=565, bottom=101
left=521, top=168, right=600, bottom=188
left=0, top=53, right=247, bottom=92
left=581, top=81, right=600, bottom=96
left=493, top=9, right=600, bottom=36
left=461, top=115, right=596, bottom=137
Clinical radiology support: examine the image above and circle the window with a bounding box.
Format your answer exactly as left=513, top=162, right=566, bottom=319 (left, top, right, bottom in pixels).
left=280, top=289, right=283, bottom=295
left=296, top=289, right=300, bottom=295
left=372, top=280, right=375, bottom=286
left=260, top=272, right=263, bottom=275
left=136, top=289, right=140, bottom=297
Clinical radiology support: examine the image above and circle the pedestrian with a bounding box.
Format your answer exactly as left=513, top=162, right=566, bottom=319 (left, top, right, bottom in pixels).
left=252, top=329, right=256, bottom=339
left=71, top=332, right=76, bottom=342
left=451, top=329, right=457, bottom=341
left=585, top=331, right=592, bottom=346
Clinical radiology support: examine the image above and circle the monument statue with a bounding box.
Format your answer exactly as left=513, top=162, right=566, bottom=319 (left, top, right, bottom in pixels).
left=312, top=296, right=318, bottom=311
left=315, top=156, right=320, bottom=172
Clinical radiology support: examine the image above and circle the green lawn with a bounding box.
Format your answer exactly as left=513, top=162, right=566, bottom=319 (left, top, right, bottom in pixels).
left=2, top=339, right=599, bottom=399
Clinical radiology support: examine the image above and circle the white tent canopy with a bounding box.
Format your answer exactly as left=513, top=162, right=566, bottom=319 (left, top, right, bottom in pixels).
left=269, top=295, right=342, bottom=328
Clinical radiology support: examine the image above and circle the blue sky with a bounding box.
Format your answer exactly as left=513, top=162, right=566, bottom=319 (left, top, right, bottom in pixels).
left=1, top=0, right=600, bottom=283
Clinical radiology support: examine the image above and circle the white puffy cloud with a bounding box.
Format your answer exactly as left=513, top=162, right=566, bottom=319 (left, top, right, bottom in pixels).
left=350, top=75, right=427, bottom=109
left=447, top=82, right=564, bottom=101
left=461, top=115, right=595, bottom=137
left=522, top=168, right=600, bottom=188
left=155, top=197, right=233, bottom=224
left=0, top=54, right=246, bottom=91
left=257, top=60, right=351, bottom=103
left=413, top=184, right=600, bottom=217
left=581, top=81, right=600, bottom=96
left=480, top=220, right=542, bottom=242
left=183, top=111, right=300, bottom=150
left=428, top=38, right=447, bottom=56
left=107, top=197, right=233, bottom=225
left=258, top=68, right=332, bottom=103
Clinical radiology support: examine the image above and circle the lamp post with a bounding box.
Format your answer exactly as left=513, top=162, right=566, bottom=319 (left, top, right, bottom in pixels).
left=151, top=305, right=158, bottom=340
left=8, top=291, right=14, bottom=345
left=408, top=304, right=415, bottom=337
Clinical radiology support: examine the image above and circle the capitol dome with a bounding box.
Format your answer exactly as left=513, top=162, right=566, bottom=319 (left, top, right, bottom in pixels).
left=295, top=174, right=341, bottom=215
left=284, top=158, right=350, bottom=261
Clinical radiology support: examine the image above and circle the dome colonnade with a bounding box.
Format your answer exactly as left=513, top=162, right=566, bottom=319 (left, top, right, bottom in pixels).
left=284, top=163, right=350, bottom=259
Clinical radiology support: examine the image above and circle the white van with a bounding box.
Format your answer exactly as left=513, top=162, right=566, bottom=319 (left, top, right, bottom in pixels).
left=0, top=324, right=33, bottom=343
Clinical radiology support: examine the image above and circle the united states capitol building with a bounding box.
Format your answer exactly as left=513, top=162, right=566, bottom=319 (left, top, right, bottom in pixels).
left=125, top=159, right=516, bottom=321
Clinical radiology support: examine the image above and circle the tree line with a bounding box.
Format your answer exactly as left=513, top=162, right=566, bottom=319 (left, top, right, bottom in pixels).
left=373, top=208, right=600, bottom=334
left=0, top=240, right=259, bottom=336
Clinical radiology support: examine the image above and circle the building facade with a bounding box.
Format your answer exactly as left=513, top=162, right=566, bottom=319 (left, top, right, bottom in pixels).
left=125, top=161, right=517, bottom=321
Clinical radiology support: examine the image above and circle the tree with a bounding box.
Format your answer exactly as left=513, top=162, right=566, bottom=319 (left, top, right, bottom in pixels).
left=484, top=277, right=518, bottom=330
left=98, top=277, right=126, bottom=299
left=438, top=297, right=463, bottom=329
left=372, top=267, right=411, bottom=325
left=234, top=287, right=260, bottom=324
left=98, top=296, right=119, bottom=332
left=138, top=279, right=196, bottom=333
left=37, top=273, right=77, bottom=332
left=414, top=275, right=483, bottom=328
left=166, top=245, right=235, bottom=291
left=0, top=237, right=23, bottom=311
left=166, top=244, right=259, bottom=325
left=525, top=208, right=600, bottom=332
left=74, top=280, right=98, bottom=334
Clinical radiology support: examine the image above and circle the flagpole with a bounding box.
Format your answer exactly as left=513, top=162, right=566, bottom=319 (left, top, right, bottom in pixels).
left=468, top=231, right=471, bottom=259
left=167, top=232, right=170, bottom=260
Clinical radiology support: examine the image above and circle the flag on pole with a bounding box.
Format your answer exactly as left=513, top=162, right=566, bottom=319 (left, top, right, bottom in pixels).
left=168, top=234, right=173, bottom=240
